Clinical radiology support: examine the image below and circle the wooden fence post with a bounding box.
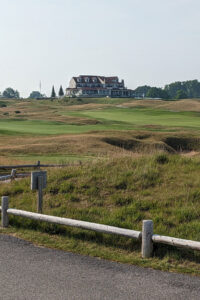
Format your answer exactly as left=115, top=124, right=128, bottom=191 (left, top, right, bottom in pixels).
left=11, top=169, right=17, bottom=180
left=37, top=176, right=43, bottom=213
left=1, top=196, right=9, bottom=228
left=142, top=220, right=153, bottom=258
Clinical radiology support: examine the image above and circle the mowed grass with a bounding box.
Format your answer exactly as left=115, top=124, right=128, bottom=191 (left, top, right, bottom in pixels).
left=0, top=155, right=200, bottom=275
left=0, top=118, right=135, bottom=136
left=67, top=107, right=200, bottom=131
left=1, top=99, right=200, bottom=136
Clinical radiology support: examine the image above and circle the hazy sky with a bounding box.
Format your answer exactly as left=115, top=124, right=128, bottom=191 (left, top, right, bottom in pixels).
left=1, top=0, right=200, bottom=97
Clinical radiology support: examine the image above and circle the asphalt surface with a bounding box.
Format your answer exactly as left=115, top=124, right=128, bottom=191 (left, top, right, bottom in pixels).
left=0, top=235, right=200, bottom=300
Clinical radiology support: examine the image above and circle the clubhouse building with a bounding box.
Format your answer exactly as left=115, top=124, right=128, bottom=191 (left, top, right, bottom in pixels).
left=66, top=75, right=134, bottom=98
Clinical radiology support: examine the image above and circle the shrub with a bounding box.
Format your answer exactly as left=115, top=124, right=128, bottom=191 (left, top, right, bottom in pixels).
left=155, top=154, right=169, bottom=164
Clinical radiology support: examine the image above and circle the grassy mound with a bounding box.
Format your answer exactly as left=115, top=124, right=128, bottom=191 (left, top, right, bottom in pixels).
left=0, top=155, right=200, bottom=275
left=102, top=136, right=175, bottom=153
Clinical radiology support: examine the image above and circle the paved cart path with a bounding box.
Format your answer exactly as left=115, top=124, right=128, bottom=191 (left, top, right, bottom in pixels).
left=0, top=235, right=200, bottom=300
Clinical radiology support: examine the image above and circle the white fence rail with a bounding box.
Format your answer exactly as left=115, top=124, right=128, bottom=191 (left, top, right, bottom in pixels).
left=0, top=173, right=30, bottom=182
left=152, top=235, right=200, bottom=251
left=1, top=196, right=200, bottom=258
left=5, top=208, right=142, bottom=240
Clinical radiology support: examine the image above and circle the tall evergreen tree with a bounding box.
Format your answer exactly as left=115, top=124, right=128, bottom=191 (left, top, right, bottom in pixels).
left=51, top=86, right=56, bottom=98
left=58, top=85, right=64, bottom=97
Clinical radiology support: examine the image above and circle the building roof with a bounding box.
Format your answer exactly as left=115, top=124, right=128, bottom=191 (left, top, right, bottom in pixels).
left=66, top=87, right=127, bottom=91
left=67, top=87, right=108, bottom=90
left=72, top=76, right=101, bottom=84
left=72, top=75, right=120, bottom=84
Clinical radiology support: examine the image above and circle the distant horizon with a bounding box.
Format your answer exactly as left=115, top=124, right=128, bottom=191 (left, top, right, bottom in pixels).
left=1, top=0, right=200, bottom=97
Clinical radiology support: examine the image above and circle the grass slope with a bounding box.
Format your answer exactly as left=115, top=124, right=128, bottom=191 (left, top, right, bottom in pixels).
left=1, top=130, right=200, bottom=165
left=0, top=155, right=200, bottom=275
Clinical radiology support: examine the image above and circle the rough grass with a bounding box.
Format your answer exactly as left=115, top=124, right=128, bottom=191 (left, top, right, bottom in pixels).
left=0, top=155, right=200, bottom=275
left=122, top=99, right=200, bottom=112
left=1, top=130, right=200, bottom=165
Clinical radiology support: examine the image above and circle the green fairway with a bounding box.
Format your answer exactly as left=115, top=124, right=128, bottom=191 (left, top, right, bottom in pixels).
left=64, top=107, right=200, bottom=131
left=1, top=106, right=200, bottom=136
left=0, top=119, right=136, bottom=135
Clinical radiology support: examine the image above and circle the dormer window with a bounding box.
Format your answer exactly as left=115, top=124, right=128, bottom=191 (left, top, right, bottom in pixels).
left=85, top=77, right=89, bottom=83
left=77, top=78, right=82, bottom=83
left=92, top=77, right=97, bottom=83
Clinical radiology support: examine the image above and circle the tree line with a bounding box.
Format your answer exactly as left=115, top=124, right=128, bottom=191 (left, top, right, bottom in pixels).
left=0, top=86, right=64, bottom=99
left=2, top=80, right=200, bottom=100
left=29, top=86, right=64, bottom=99
left=133, top=79, right=200, bottom=99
